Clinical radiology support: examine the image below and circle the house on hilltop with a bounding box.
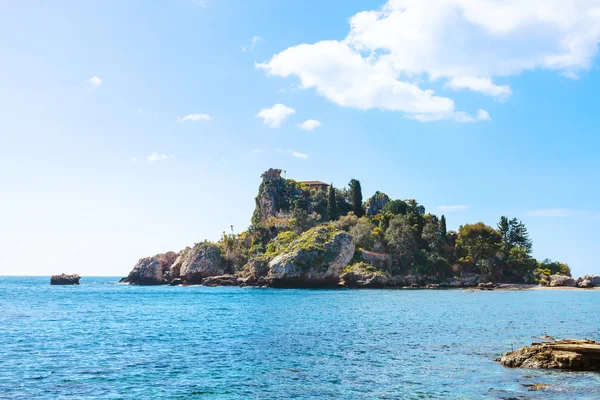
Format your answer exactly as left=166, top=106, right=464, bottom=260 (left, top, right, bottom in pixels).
left=299, top=181, right=330, bottom=191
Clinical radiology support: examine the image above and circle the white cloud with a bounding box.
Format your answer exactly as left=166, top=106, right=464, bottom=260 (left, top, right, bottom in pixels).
left=89, top=76, right=102, bottom=87
left=446, top=77, right=512, bottom=101
left=291, top=151, right=309, bottom=159
left=243, top=36, right=263, bottom=52
left=254, top=147, right=309, bottom=159
left=147, top=152, right=172, bottom=162
left=435, top=205, right=469, bottom=213
left=257, top=0, right=600, bottom=121
left=299, top=119, right=321, bottom=131
left=528, top=208, right=574, bottom=217
left=476, top=109, right=491, bottom=121
left=256, top=103, right=295, bottom=128
left=130, top=157, right=139, bottom=163
left=177, top=113, right=211, bottom=122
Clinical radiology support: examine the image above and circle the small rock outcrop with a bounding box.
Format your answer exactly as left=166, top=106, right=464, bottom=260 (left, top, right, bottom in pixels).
left=179, top=242, right=225, bottom=284
left=202, top=274, right=239, bottom=287
left=50, top=274, right=81, bottom=285
left=499, top=340, right=600, bottom=371
left=266, top=225, right=354, bottom=287
left=341, top=262, right=390, bottom=288
left=121, top=252, right=178, bottom=285
left=576, top=275, right=600, bottom=288
left=365, top=192, right=390, bottom=217
left=549, top=275, right=576, bottom=287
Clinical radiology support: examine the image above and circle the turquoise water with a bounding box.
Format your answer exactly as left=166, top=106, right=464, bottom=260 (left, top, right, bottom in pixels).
left=0, top=277, right=599, bottom=399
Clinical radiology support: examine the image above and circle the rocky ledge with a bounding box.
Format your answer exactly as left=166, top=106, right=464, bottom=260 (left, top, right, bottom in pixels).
left=499, top=340, right=600, bottom=371
left=50, top=274, right=81, bottom=285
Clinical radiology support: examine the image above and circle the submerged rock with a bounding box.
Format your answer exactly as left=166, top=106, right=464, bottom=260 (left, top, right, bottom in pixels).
left=499, top=340, right=600, bottom=371
left=341, top=262, right=390, bottom=288
left=576, top=275, right=600, bottom=288
left=50, top=274, right=81, bottom=285
left=266, top=225, right=354, bottom=287
left=122, top=251, right=178, bottom=285
left=549, top=275, right=576, bottom=287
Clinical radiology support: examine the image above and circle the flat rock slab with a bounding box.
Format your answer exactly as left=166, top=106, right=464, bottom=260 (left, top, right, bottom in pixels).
left=499, top=340, right=600, bottom=371
left=50, top=274, right=81, bottom=285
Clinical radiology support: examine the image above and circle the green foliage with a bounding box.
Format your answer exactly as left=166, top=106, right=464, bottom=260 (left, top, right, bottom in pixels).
left=349, top=217, right=376, bottom=250
left=327, top=184, right=338, bottom=221
left=440, top=215, right=447, bottom=237
left=539, top=258, right=572, bottom=277
left=382, top=199, right=409, bottom=215
left=288, top=224, right=340, bottom=254
left=385, top=214, right=418, bottom=272
left=498, top=216, right=533, bottom=255
left=348, top=179, right=365, bottom=217
left=334, top=212, right=358, bottom=232
left=455, top=222, right=501, bottom=266
left=422, top=215, right=444, bottom=253
left=343, top=262, right=387, bottom=276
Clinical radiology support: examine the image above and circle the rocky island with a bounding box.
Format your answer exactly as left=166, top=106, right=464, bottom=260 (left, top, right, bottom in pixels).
left=122, top=168, right=597, bottom=289
left=50, top=274, right=81, bottom=285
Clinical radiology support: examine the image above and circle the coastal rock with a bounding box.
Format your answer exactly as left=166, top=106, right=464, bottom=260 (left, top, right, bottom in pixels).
left=341, top=262, right=390, bottom=288
left=202, top=274, right=239, bottom=287
left=361, top=250, right=392, bottom=273
left=169, top=247, right=191, bottom=280
left=549, top=275, right=576, bottom=287
left=499, top=340, right=600, bottom=371
left=179, top=243, right=226, bottom=284
left=50, top=274, right=81, bottom=285
left=168, top=278, right=183, bottom=286
left=123, top=252, right=178, bottom=285
left=266, top=225, right=354, bottom=287
left=238, top=259, right=269, bottom=284
left=478, top=282, right=498, bottom=290
left=365, top=192, right=390, bottom=217
left=576, top=275, right=600, bottom=288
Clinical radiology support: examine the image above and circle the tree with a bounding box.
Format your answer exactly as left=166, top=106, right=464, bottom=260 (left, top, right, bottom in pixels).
left=385, top=214, right=418, bottom=271
left=422, top=216, right=443, bottom=253
left=498, top=216, right=533, bottom=255
left=349, top=217, right=376, bottom=250
left=348, top=179, right=365, bottom=217
left=327, top=184, right=338, bottom=221
left=455, top=222, right=501, bottom=265
left=440, top=215, right=447, bottom=237
left=382, top=199, right=408, bottom=215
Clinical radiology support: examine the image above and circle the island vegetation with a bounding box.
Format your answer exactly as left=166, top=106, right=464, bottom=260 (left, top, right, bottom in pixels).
left=122, top=168, right=586, bottom=288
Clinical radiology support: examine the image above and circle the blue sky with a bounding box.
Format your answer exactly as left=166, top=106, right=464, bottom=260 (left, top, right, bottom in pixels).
left=1, top=0, right=599, bottom=277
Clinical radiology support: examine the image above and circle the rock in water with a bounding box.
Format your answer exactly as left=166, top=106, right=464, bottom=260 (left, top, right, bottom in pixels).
left=122, top=251, right=178, bottom=285
left=202, top=275, right=239, bottom=287
left=576, top=275, right=600, bottom=288
left=179, top=242, right=225, bottom=284
left=499, top=340, right=600, bottom=371
left=266, top=225, right=354, bottom=287
left=549, top=275, right=576, bottom=287
left=341, top=262, right=390, bottom=288
left=50, top=274, right=81, bottom=285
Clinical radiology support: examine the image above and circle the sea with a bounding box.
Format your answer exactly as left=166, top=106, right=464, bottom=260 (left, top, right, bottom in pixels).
left=0, top=276, right=598, bottom=399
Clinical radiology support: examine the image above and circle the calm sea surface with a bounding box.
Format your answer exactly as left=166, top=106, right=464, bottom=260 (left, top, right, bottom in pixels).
left=0, top=277, right=599, bottom=399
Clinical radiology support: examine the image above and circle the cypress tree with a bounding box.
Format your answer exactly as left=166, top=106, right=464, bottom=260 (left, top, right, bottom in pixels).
left=440, top=215, right=447, bottom=237
left=348, top=179, right=364, bottom=217
left=327, top=183, right=338, bottom=221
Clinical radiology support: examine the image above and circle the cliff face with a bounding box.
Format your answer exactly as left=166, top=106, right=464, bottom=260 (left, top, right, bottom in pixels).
left=122, top=252, right=179, bottom=285
left=251, top=169, right=311, bottom=226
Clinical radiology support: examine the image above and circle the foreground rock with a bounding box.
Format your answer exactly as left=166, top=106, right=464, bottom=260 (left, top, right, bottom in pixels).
left=341, top=262, right=390, bottom=288
left=179, top=243, right=226, bottom=284
left=499, top=340, right=600, bottom=371
left=121, top=252, right=178, bottom=285
left=549, top=275, right=576, bottom=287
left=266, top=225, right=354, bottom=287
left=577, top=275, right=600, bottom=288
left=50, top=274, right=81, bottom=285
left=202, top=274, right=240, bottom=287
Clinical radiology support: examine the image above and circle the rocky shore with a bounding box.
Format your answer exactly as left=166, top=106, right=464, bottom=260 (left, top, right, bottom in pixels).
left=499, top=340, right=600, bottom=371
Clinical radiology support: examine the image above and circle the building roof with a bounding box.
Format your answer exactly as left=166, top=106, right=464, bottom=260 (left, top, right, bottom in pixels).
left=299, top=181, right=329, bottom=186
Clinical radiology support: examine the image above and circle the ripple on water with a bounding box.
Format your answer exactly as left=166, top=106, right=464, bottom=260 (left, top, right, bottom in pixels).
left=0, top=277, right=599, bottom=399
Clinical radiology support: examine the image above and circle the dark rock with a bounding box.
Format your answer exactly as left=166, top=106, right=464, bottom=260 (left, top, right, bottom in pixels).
left=478, top=282, right=498, bottom=290
left=122, top=251, right=178, bottom=285
left=168, top=278, right=183, bottom=286
left=50, top=274, right=80, bottom=285
left=499, top=340, right=600, bottom=371
left=202, top=274, right=239, bottom=287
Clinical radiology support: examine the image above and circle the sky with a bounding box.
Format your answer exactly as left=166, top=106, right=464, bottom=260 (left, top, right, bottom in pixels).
left=1, top=0, right=600, bottom=277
